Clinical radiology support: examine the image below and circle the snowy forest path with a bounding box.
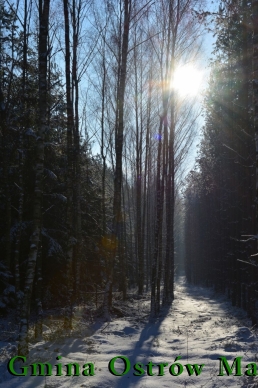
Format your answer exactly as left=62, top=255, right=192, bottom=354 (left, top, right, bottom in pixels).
left=1, top=277, right=258, bottom=388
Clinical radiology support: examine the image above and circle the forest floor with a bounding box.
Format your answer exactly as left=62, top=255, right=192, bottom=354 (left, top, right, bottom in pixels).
left=1, top=276, right=258, bottom=388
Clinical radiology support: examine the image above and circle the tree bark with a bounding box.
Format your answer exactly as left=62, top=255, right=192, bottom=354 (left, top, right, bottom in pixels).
left=63, top=0, right=75, bottom=330
left=18, top=0, right=50, bottom=356
left=251, top=0, right=258, bottom=324
left=103, top=0, right=131, bottom=317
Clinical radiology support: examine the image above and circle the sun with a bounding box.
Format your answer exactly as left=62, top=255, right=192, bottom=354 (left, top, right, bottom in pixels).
left=171, top=64, right=203, bottom=97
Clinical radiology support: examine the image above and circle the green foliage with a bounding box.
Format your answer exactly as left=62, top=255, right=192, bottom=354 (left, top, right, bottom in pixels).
left=184, top=0, right=256, bottom=306
left=0, top=3, right=112, bottom=309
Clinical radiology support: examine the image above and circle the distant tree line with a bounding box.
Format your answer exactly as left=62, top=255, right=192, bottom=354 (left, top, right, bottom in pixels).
left=184, top=0, right=258, bottom=323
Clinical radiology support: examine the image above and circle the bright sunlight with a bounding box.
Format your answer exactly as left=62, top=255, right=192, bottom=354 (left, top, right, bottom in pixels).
left=171, top=64, right=203, bottom=97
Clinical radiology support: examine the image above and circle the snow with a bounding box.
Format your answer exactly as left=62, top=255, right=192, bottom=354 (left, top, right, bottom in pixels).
left=1, top=276, right=258, bottom=388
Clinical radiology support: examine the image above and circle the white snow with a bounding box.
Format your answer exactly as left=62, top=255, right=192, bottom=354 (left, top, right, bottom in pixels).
left=1, top=276, right=258, bottom=388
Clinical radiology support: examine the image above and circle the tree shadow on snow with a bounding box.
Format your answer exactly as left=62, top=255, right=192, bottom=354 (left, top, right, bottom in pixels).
left=112, top=305, right=171, bottom=388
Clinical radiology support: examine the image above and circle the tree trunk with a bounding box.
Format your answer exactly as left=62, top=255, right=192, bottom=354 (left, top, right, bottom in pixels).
left=72, top=0, right=82, bottom=304
left=150, top=116, right=163, bottom=317
left=251, top=0, right=258, bottom=324
left=63, top=0, right=75, bottom=330
left=103, top=0, right=131, bottom=317
left=18, top=0, right=50, bottom=356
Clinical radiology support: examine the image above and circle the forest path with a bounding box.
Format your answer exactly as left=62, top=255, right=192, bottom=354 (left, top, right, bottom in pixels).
left=1, top=277, right=258, bottom=388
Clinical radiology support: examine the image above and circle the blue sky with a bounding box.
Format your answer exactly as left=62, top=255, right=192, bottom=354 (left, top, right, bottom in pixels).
left=182, top=0, right=219, bottom=177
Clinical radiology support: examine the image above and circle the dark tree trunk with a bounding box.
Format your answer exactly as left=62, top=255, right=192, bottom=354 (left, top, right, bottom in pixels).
left=18, top=0, right=50, bottom=356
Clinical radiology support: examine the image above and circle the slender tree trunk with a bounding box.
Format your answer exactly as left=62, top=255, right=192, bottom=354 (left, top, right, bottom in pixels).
left=103, top=0, right=131, bottom=317
left=121, top=183, right=127, bottom=300
left=156, top=131, right=166, bottom=312
left=18, top=0, right=50, bottom=356
left=134, top=42, right=144, bottom=295
left=142, top=70, right=152, bottom=292
left=72, top=0, right=82, bottom=303
left=163, top=1, right=177, bottom=304
left=15, top=0, right=29, bottom=321
left=100, top=36, right=107, bottom=235
left=14, top=134, right=24, bottom=321
left=151, top=116, right=163, bottom=317
left=63, top=0, right=75, bottom=329
left=34, top=233, right=43, bottom=340
left=251, top=0, right=258, bottom=324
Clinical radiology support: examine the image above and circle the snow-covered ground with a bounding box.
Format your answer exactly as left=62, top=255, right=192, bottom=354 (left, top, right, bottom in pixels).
left=1, top=277, right=258, bottom=388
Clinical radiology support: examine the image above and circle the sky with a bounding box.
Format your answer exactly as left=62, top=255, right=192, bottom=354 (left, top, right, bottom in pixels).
left=182, top=0, right=219, bottom=177
left=72, top=0, right=221, bottom=179
left=2, top=0, right=220, bottom=180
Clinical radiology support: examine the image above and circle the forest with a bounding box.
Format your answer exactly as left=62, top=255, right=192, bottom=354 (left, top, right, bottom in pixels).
left=1, top=0, right=258, bottom=386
